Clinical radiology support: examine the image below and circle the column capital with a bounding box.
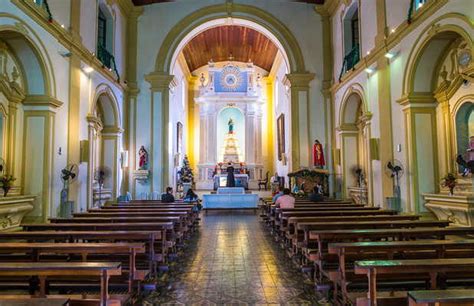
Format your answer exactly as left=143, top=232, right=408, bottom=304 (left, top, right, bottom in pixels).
left=285, top=73, right=315, bottom=89
left=145, top=72, right=175, bottom=91
left=23, top=94, right=64, bottom=108
left=397, top=93, right=436, bottom=107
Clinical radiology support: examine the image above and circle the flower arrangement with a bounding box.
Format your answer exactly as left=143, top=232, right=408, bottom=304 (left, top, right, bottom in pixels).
left=0, top=175, right=16, bottom=197
left=443, top=173, right=457, bottom=195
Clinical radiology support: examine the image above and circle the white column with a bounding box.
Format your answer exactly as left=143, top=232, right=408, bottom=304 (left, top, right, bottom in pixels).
left=245, top=109, right=256, bottom=164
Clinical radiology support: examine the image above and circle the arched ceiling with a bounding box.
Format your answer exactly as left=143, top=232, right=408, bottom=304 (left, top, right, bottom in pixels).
left=132, top=0, right=324, bottom=6
left=181, top=25, right=279, bottom=72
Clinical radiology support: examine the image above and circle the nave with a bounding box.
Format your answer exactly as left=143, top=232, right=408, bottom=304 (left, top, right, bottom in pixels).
left=144, top=211, right=323, bottom=305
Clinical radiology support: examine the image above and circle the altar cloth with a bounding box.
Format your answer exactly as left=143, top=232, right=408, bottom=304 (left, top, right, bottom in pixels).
left=202, top=193, right=258, bottom=209
left=217, top=187, right=245, bottom=194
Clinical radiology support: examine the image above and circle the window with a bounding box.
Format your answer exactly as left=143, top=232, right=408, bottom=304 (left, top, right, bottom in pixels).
left=98, top=9, right=107, bottom=49
left=339, top=3, right=360, bottom=80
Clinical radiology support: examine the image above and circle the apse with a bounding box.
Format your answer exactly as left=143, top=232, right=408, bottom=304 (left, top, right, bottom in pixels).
left=217, top=107, right=245, bottom=162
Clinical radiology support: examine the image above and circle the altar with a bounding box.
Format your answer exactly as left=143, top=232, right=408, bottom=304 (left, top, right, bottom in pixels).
left=213, top=174, right=249, bottom=190
left=202, top=187, right=258, bottom=209
left=195, top=61, right=265, bottom=190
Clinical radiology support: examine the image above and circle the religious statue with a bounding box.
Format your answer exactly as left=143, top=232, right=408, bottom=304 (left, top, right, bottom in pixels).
left=313, top=140, right=325, bottom=168
left=228, top=118, right=234, bottom=134
left=468, top=136, right=474, bottom=161
left=138, top=146, right=148, bottom=170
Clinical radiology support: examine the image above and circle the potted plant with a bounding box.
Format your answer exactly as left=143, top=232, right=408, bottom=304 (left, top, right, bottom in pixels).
left=443, top=173, right=457, bottom=196
left=0, top=175, right=16, bottom=197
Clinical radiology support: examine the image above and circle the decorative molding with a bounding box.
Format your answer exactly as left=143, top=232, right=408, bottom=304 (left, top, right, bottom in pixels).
left=285, top=73, right=315, bottom=89
left=332, top=0, right=451, bottom=94
left=11, top=0, right=126, bottom=91
left=22, top=94, right=63, bottom=108
left=145, top=72, right=175, bottom=91
left=397, top=93, right=436, bottom=106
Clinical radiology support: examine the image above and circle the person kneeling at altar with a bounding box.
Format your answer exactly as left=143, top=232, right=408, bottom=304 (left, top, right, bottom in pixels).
left=275, top=188, right=295, bottom=209
left=161, top=187, right=175, bottom=203
left=272, top=186, right=284, bottom=203
left=308, top=185, right=324, bottom=202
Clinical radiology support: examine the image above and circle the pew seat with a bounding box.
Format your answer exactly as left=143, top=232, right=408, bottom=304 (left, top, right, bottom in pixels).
left=408, top=289, right=474, bottom=306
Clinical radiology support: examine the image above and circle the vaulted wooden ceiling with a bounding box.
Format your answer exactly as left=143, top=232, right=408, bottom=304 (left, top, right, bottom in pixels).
left=181, top=25, right=278, bottom=72
left=132, top=0, right=324, bottom=6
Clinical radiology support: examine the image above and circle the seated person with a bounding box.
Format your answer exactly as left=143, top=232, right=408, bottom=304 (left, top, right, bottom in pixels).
left=275, top=188, right=295, bottom=209
left=308, top=185, right=324, bottom=202
left=272, top=187, right=284, bottom=202
left=161, top=187, right=175, bottom=203
left=184, top=188, right=199, bottom=202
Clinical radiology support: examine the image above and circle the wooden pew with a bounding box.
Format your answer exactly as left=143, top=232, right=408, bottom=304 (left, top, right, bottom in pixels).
left=0, top=242, right=145, bottom=293
left=328, top=239, right=474, bottom=304
left=0, top=262, right=122, bottom=306
left=408, top=289, right=474, bottom=306
left=277, top=210, right=397, bottom=231
left=0, top=231, right=165, bottom=272
left=0, top=298, right=69, bottom=305
left=354, top=258, right=474, bottom=306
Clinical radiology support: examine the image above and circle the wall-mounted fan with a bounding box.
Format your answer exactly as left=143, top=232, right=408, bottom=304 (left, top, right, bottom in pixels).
left=60, top=164, right=79, bottom=218
left=94, top=166, right=111, bottom=207
left=385, top=160, right=404, bottom=198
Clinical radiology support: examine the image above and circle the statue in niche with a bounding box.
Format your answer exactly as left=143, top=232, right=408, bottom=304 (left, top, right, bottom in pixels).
left=138, top=146, right=149, bottom=170
left=468, top=136, right=474, bottom=162
left=455, top=136, right=474, bottom=176
left=228, top=118, right=234, bottom=134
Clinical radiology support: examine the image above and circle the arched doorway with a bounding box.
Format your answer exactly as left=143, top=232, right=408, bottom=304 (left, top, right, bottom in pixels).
left=88, top=85, right=122, bottom=208
left=338, top=86, right=372, bottom=204
left=401, top=17, right=473, bottom=212
left=0, top=20, right=59, bottom=221
left=145, top=4, right=314, bottom=192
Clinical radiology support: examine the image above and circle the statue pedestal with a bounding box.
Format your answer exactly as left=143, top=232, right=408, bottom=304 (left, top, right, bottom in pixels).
left=423, top=193, right=474, bottom=226
left=0, top=195, right=34, bottom=231
left=348, top=186, right=368, bottom=205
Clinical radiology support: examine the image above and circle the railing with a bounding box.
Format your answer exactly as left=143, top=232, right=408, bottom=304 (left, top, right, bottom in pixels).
left=33, top=0, right=53, bottom=22
left=338, top=44, right=360, bottom=81
left=97, top=44, right=120, bottom=83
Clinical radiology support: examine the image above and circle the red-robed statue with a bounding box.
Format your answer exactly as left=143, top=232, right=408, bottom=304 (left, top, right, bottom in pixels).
left=313, top=140, right=325, bottom=168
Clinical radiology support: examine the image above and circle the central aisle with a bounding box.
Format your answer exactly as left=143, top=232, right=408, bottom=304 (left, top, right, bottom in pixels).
left=145, top=210, right=323, bottom=305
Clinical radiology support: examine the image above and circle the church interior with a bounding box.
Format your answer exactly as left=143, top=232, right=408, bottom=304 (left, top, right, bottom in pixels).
left=0, top=0, right=473, bottom=305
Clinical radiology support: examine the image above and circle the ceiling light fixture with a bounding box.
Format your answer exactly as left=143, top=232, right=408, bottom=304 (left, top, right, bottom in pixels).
left=83, top=66, right=94, bottom=73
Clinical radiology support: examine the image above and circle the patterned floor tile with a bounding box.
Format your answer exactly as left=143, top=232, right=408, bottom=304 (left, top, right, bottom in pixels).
left=141, top=210, right=322, bottom=305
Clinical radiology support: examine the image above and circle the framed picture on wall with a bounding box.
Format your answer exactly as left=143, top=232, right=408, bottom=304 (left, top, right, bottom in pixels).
left=177, top=122, right=183, bottom=154
left=277, top=114, right=285, bottom=161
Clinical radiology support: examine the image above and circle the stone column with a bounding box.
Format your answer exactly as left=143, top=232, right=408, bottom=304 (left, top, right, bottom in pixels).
left=434, top=85, right=453, bottom=175
left=398, top=95, right=439, bottom=213
left=374, top=0, right=395, bottom=205
left=315, top=5, right=335, bottom=196
left=245, top=107, right=257, bottom=164
left=126, top=7, right=143, bottom=197
left=6, top=99, right=20, bottom=184
left=67, top=0, right=82, bottom=207
left=145, top=72, right=174, bottom=193
left=255, top=107, right=263, bottom=165
left=22, top=95, right=63, bottom=221
left=198, top=106, right=207, bottom=165
left=286, top=73, right=315, bottom=171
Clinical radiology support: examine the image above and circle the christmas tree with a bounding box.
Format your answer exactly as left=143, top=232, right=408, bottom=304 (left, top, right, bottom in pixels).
left=179, top=155, right=194, bottom=184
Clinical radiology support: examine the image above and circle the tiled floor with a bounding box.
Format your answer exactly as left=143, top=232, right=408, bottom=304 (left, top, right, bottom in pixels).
left=144, top=210, right=323, bottom=305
